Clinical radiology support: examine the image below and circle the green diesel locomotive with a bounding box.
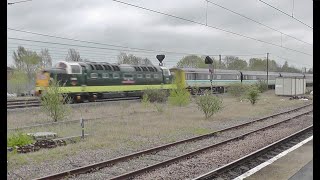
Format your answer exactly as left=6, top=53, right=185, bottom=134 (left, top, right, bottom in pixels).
left=35, top=61, right=174, bottom=102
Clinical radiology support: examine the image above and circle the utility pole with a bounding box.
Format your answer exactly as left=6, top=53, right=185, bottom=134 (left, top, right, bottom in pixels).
left=266, top=53, right=269, bottom=89
left=205, top=56, right=214, bottom=94
left=219, top=55, right=221, bottom=68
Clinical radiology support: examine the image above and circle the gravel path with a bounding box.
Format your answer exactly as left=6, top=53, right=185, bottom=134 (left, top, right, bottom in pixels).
left=134, top=113, right=313, bottom=180
left=7, top=104, right=312, bottom=180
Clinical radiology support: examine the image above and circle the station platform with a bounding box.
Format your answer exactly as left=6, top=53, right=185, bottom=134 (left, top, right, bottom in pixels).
left=245, top=139, right=313, bottom=180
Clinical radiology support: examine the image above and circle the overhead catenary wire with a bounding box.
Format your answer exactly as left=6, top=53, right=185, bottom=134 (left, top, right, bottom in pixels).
left=8, top=46, right=308, bottom=68
left=8, top=37, right=270, bottom=59
left=7, top=42, right=193, bottom=58
left=8, top=28, right=215, bottom=56
left=8, top=41, right=308, bottom=67
left=258, top=0, right=313, bottom=29
left=8, top=0, right=32, bottom=5
left=108, top=0, right=312, bottom=56
left=206, top=0, right=312, bottom=46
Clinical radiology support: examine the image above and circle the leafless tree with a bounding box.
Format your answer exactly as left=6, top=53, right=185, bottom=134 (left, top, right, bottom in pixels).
left=39, top=48, right=52, bottom=68
left=65, top=49, right=82, bottom=62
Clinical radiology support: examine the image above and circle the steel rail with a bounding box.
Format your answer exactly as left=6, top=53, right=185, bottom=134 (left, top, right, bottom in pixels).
left=33, top=104, right=312, bottom=180
left=193, top=125, right=313, bottom=180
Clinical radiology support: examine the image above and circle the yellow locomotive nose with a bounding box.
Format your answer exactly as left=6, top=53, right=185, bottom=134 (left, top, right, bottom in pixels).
left=35, top=71, right=50, bottom=96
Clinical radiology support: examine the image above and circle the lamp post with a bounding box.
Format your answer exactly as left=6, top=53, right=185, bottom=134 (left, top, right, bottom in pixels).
left=266, top=53, right=269, bottom=89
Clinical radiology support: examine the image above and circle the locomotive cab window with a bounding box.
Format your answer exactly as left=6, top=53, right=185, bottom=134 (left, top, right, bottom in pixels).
left=56, top=62, right=67, bottom=70
left=70, top=65, right=81, bottom=74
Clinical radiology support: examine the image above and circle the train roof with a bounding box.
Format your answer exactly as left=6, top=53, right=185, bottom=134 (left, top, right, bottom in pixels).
left=170, top=67, right=312, bottom=77
left=52, top=61, right=166, bottom=73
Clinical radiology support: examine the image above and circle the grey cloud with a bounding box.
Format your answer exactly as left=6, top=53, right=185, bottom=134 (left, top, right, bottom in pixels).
left=7, top=0, right=313, bottom=68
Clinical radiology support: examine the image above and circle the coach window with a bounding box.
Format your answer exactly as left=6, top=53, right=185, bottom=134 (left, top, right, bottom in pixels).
left=113, top=73, right=120, bottom=79
left=154, top=74, right=159, bottom=79
left=90, top=73, right=98, bottom=79
left=252, top=76, right=256, bottom=80
left=216, top=75, right=221, bottom=79
left=102, top=73, right=109, bottom=79
left=146, top=74, right=151, bottom=78
left=137, top=74, right=143, bottom=78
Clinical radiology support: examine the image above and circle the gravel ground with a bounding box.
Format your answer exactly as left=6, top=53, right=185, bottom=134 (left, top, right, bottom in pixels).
left=68, top=108, right=312, bottom=180
left=7, top=100, right=312, bottom=179
left=134, top=114, right=313, bottom=180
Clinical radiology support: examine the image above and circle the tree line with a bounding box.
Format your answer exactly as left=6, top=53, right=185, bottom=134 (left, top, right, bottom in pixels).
left=175, top=55, right=312, bottom=74
left=8, top=46, right=312, bottom=95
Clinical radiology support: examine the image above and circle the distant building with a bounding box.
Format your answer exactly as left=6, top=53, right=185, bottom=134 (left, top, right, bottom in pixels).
left=7, top=67, right=14, bottom=80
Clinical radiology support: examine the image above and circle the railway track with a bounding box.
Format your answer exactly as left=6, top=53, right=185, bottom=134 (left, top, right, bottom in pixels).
left=7, top=98, right=41, bottom=109
left=193, top=126, right=313, bottom=180
left=7, top=97, right=141, bottom=110
left=33, top=103, right=312, bottom=180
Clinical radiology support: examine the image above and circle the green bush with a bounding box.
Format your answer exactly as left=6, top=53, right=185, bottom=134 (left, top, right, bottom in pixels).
left=227, top=83, right=250, bottom=97
left=143, top=89, right=168, bottom=103
left=40, top=78, right=71, bottom=122
left=196, top=91, right=223, bottom=119
left=255, top=80, right=268, bottom=93
left=7, top=133, right=34, bottom=148
left=168, top=88, right=190, bottom=107
left=246, top=86, right=260, bottom=105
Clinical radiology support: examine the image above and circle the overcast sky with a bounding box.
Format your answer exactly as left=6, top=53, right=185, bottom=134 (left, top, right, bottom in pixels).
left=7, top=0, right=313, bottom=69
